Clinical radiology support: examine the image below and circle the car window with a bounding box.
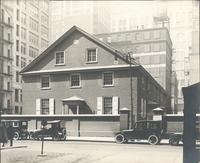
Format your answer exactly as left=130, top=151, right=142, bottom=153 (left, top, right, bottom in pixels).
left=46, top=124, right=52, bottom=129
left=22, top=122, right=27, bottom=126
left=148, top=122, right=160, bottom=129
left=135, top=122, right=146, bottom=130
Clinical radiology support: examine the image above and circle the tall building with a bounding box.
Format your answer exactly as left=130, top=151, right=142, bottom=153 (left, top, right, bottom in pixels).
left=1, top=0, right=50, bottom=114
left=95, top=27, right=172, bottom=112
left=166, top=1, right=193, bottom=112
left=110, top=1, right=196, bottom=112
left=111, top=1, right=158, bottom=32
left=49, top=1, right=111, bottom=43
left=189, top=0, right=199, bottom=85
left=0, top=0, right=14, bottom=114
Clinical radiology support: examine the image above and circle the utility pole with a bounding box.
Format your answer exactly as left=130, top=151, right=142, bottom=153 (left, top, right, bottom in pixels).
left=128, top=52, right=134, bottom=129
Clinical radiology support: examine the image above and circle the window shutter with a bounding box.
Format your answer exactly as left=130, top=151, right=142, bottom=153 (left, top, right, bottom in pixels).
left=143, top=99, right=146, bottom=118
left=97, top=97, right=103, bottom=114
left=49, top=98, right=55, bottom=115
left=36, top=99, right=40, bottom=115
left=141, top=98, right=144, bottom=117
left=112, top=96, right=119, bottom=115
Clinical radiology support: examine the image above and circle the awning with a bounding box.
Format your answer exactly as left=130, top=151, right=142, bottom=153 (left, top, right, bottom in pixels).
left=62, top=96, right=85, bottom=102
left=47, top=120, right=61, bottom=124
left=153, top=107, right=164, bottom=111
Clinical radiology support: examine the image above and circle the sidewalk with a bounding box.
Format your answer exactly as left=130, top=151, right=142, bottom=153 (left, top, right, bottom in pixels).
left=0, top=145, right=27, bottom=150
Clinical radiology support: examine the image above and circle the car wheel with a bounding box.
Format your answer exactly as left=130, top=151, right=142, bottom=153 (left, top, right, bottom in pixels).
left=29, top=132, right=35, bottom=140
left=13, top=131, right=20, bottom=140
left=169, top=137, right=179, bottom=146
left=62, top=129, right=67, bottom=140
left=115, top=134, right=126, bottom=144
left=53, top=136, right=59, bottom=141
left=148, top=135, right=159, bottom=145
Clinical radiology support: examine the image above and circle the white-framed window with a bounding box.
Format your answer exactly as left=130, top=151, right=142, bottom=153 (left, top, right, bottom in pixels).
left=103, top=72, right=114, bottom=86
left=87, top=48, right=97, bottom=63
left=29, top=46, right=38, bottom=58
left=55, top=51, right=65, bottom=65
left=153, top=30, right=161, bottom=39
left=103, top=97, right=112, bottom=114
left=144, top=44, right=150, bottom=52
left=21, top=42, right=26, bottom=55
left=144, top=31, right=150, bottom=40
left=152, top=43, right=160, bottom=52
left=135, top=32, right=140, bottom=41
left=70, top=74, right=80, bottom=87
left=41, top=75, right=50, bottom=89
left=41, top=99, right=49, bottom=115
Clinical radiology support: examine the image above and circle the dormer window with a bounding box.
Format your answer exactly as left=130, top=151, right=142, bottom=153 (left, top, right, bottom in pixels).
left=55, top=51, right=65, bottom=65
left=87, top=48, right=97, bottom=63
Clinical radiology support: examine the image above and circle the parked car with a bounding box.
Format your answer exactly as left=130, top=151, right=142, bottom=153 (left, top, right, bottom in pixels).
left=30, top=120, right=66, bottom=141
left=115, top=120, right=163, bottom=145
left=1, top=120, right=29, bottom=140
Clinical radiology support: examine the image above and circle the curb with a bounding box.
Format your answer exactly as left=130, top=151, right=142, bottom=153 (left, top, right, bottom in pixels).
left=66, top=137, right=115, bottom=143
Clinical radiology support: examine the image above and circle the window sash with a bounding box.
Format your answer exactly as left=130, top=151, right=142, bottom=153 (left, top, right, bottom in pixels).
left=41, top=99, right=49, bottom=115
left=87, top=49, right=97, bottom=62
left=55, top=52, right=64, bottom=64
left=71, top=74, right=80, bottom=87
left=41, top=76, right=50, bottom=88
left=103, top=72, right=113, bottom=86
left=103, top=97, right=112, bottom=114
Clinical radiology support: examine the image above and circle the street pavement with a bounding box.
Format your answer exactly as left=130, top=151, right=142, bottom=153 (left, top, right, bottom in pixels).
left=1, top=139, right=183, bottom=163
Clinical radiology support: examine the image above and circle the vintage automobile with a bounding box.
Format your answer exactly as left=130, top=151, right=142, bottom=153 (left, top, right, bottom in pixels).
left=115, top=120, right=163, bottom=145
left=30, top=120, right=66, bottom=141
left=1, top=120, right=29, bottom=140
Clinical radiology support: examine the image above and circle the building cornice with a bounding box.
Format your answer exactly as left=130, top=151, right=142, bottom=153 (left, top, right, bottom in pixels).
left=21, top=64, right=139, bottom=75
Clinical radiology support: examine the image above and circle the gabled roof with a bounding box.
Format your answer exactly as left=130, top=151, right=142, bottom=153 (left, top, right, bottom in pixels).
left=20, top=25, right=135, bottom=73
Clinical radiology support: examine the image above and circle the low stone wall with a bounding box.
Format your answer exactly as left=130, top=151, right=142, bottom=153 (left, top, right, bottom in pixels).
left=1, top=114, right=121, bottom=137
left=66, top=120, right=120, bottom=137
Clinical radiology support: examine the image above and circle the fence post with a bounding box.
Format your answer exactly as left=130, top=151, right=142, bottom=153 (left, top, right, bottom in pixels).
left=120, top=108, right=130, bottom=130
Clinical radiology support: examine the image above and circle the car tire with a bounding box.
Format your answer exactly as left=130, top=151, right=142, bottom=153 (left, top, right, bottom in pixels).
left=169, top=137, right=179, bottom=146
left=29, top=132, right=35, bottom=140
left=13, top=131, right=20, bottom=140
left=53, top=136, right=59, bottom=141
left=62, top=129, right=67, bottom=140
left=115, top=134, right=126, bottom=144
left=148, top=135, right=159, bottom=145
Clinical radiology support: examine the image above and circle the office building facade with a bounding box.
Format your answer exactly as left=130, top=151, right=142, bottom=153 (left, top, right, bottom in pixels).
left=1, top=0, right=50, bottom=114
left=49, top=1, right=111, bottom=43
left=0, top=0, right=14, bottom=114
left=189, top=0, right=199, bottom=85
